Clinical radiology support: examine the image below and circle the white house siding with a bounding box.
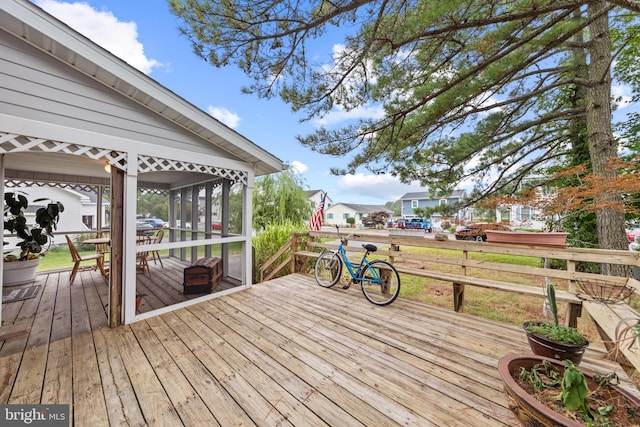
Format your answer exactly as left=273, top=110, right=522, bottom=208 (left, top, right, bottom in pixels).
left=324, top=203, right=391, bottom=227
left=0, top=34, right=232, bottom=158
left=325, top=204, right=358, bottom=226
left=2, top=186, right=86, bottom=252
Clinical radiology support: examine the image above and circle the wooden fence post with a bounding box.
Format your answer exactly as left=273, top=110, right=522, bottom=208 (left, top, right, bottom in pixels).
left=291, top=233, right=300, bottom=273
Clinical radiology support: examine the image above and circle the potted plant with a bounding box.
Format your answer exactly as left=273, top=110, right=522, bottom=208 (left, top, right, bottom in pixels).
left=498, top=353, right=640, bottom=426
left=346, top=216, right=356, bottom=228
left=523, top=283, right=589, bottom=364
left=3, top=192, right=64, bottom=286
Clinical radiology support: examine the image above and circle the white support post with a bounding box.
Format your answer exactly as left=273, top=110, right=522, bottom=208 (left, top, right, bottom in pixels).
left=0, top=154, right=4, bottom=323
left=244, top=170, right=255, bottom=287
left=123, top=155, right=139, bottom=324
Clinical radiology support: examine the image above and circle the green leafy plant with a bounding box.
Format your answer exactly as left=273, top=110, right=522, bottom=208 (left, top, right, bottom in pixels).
left=526, top=283, right=588, bottom=345
left=558, top=360, right=590, bottom=416
left=518, top=360, right=627, bottom=425
left=3, top=192, right=64, bottom=261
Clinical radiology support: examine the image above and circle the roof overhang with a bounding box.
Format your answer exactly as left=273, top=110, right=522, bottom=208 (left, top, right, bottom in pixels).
left=0, top=0, right=285, bottom=177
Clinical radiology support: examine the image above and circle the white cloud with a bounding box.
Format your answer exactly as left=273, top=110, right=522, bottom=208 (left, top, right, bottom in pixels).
left=612, top=85, right=633, bottom=110
left=207, top=106, right=241, bottom=129
left=337, top=173, right=424, bottom=203
left=289, top=161, right=308, bottom=174
left=311, top=103, right=385, bottom=127
left=35, top=0, right=162, bottom=74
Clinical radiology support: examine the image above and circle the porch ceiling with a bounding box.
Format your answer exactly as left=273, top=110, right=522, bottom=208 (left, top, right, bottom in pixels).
left=4, top=152, right=214, bottom=189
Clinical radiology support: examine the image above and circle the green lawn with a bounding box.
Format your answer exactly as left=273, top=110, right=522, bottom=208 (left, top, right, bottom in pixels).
left=37, top=241, right=244, bottom=272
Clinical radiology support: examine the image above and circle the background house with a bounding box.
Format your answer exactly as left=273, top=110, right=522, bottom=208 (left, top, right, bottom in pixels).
left=399, top=189, right=472, bottom=228
left=324, top=203, right=392, bottom=227
left=306, top=190, right=333, bottom=210
left=2, top=186, right=103, bottom=231
left=2, top=186, right=109, bottom=252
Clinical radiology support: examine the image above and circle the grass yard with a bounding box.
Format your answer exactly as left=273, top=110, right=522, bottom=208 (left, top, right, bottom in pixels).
left=36, top=239, right=245, bottom=272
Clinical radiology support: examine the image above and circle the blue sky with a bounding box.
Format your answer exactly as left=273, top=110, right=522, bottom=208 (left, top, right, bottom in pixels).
left=32, top=0, right=427, bottom=205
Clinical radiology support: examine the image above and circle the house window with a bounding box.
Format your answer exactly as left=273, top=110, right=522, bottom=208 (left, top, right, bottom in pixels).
left=343, top=213, right=350, bottom=219
left=327, top=213, right=334, bottom=220
left=439, top=199, right=447, bottom=206
left=411, top=200, right=418, bottom=208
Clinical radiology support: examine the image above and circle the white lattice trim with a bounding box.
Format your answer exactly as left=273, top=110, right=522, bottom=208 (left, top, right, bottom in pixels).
left=4, top=181, right=108, bottom=192
left=137, top=155, right=248, bottom=185
left=0, top=133, right=127, bottom=170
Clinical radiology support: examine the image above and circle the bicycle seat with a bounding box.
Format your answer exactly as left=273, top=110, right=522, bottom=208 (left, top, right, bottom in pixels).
left=363, top=243, right=377, bottom=252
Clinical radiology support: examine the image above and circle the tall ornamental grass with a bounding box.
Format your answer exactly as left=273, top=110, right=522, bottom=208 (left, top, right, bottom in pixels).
left=253, top=220, right=307, bottom=281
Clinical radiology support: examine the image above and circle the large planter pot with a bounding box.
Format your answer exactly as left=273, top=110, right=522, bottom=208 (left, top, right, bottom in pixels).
left=523, top=321, right=589, bottom=365
left=498, top=354, right=640, bottom=427
left=2, top=258, right=40, bottom=287
left=485, top=230, right=568, bottom=248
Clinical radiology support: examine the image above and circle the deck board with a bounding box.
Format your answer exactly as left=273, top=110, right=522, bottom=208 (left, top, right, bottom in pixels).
left=1, top=268, right=638, bottom=426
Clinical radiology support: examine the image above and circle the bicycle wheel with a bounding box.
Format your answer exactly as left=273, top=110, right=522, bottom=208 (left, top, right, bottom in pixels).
left=314, top=251, right=342, bottom=288
left=360, top=260, right=400, bottom=305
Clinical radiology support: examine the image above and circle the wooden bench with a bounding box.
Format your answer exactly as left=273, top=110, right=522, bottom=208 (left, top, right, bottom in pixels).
left=391, top=265, right=583, bottom=327
left=583, top=300, right=640, bottom=374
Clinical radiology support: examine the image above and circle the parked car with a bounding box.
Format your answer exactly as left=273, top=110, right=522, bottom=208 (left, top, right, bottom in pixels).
left=406, top=218, right=432, bottom=232
left=101, top=222, right=155, bottom=235
left=136, top=221, right=155, bottom=236
left=138, top=218, right=167, bottom=228
left=454, top=223, right=511, bottom=242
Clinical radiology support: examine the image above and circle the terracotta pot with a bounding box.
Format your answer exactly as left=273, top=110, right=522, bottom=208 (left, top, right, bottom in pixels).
left=2, top=258, right=40, bottom=287
left=485, top=230, right=568, bottom=247
left=498, top=354, right=640, bottom=427
left=523, top=321, right=589, bottom=365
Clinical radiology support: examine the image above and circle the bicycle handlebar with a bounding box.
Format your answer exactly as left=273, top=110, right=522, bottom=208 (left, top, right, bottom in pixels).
left=334, top=224, right=360, bottom=241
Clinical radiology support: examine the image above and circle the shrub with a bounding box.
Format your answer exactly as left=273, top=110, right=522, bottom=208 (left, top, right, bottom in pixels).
left=253, top=220, right=306, bottom=282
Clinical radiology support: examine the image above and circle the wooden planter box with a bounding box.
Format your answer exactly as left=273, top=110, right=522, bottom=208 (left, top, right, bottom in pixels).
left=485, top=230, right=568, bottom=248
left=183, top=257, right=222, bottom=295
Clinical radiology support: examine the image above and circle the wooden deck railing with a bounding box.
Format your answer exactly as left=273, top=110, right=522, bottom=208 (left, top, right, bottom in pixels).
left=259, top=230, right=640, bottom=373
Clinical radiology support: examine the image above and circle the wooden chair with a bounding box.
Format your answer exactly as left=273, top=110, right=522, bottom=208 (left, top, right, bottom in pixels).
left=65, top=235, right=106, bottom=285
left=149, top=229, right=164, bottom=267
left=95, top=230, right=110, bottom=272
left=136, top=235, right=152, bottom=277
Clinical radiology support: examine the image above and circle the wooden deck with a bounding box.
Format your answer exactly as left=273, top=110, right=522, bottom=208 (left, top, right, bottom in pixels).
left=1, top=270, right=639, bottom=426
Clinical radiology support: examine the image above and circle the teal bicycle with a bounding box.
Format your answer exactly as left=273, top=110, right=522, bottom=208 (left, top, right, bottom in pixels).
left=314, top=225, right=401, bottom=305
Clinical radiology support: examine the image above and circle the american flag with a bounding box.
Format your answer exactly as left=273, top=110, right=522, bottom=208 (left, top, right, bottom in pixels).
left=309, top=193, right=326, bottom=231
